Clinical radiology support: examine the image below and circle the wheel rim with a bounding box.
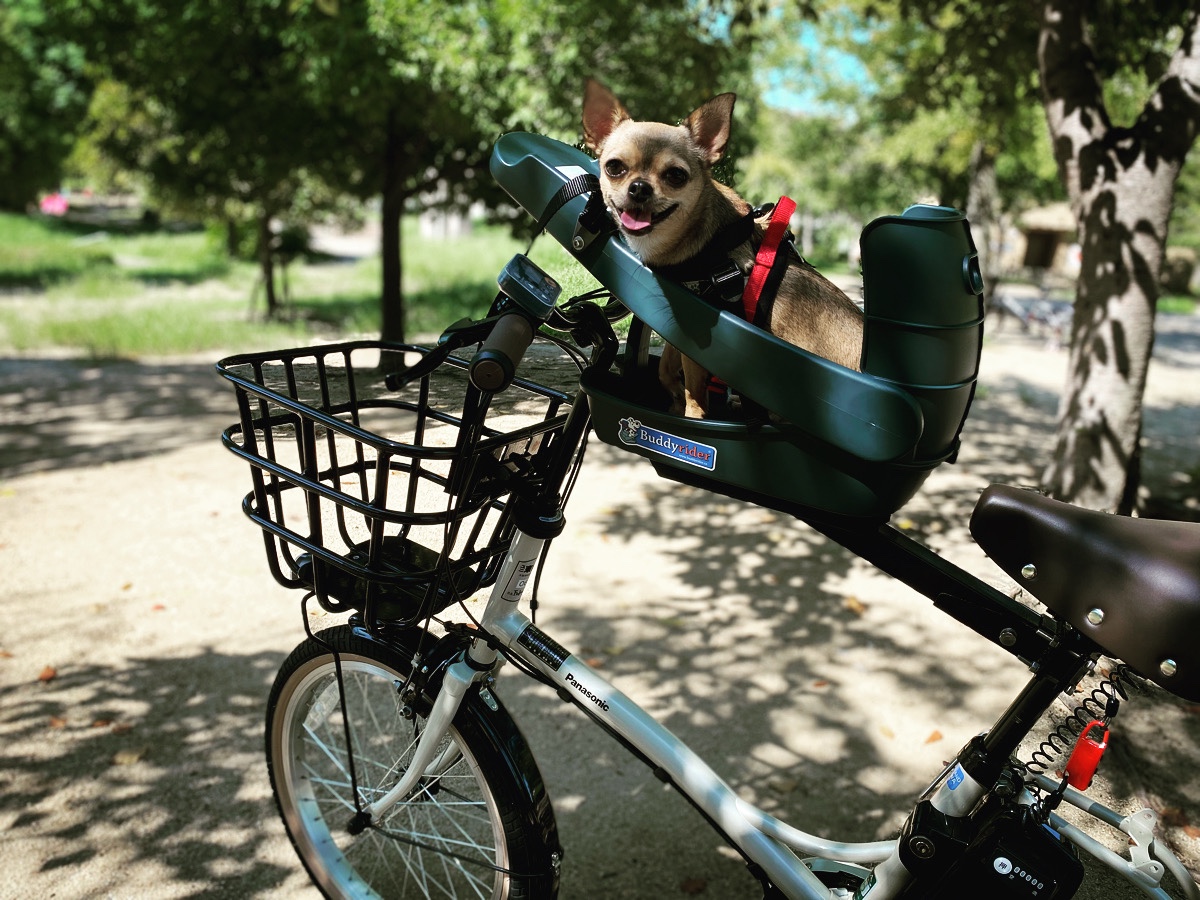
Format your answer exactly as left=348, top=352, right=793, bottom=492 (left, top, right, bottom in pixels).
left=273, top=654, right=510, bottom=900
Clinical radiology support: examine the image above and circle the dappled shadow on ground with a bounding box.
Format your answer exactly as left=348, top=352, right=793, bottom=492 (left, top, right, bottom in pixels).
left=959, top=328, right=1200, bottom=522
left=1153, top=313, right=1200, bottom=369
left=1, top=322, right=1197, bottom=898
left=0, top=356, right=234, bottom=479
left=0, top=323, right=552, bottom=484
left=0, top=648, right=296, bottom=897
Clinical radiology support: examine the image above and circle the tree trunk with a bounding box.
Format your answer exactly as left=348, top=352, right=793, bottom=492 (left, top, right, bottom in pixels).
left=226, top=217, right=240, bottom=257
left=380, top=108, right=406, bottom=344
left=965, top=139, right=1000, bottom=297
left=1037, top=1, right=1200, bottom=513
left=799, top=209, right=815, bottom=259
left=257, top=211, right=278, bottom=319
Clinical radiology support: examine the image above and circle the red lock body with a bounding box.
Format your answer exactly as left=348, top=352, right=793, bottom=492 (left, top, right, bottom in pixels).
left=1063, top=720, right=1109, bottom=790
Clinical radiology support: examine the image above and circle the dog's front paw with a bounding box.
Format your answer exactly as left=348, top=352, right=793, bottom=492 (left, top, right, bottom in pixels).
left=683, top=391, right=707, bottom=419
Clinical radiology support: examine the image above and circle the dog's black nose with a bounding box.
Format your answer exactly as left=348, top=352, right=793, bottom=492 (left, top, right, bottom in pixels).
left=628, top=179, right=654, bottom=203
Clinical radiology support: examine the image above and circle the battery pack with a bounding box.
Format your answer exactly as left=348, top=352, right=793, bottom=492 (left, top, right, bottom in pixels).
left=924, top=807, right=1084, bottom=899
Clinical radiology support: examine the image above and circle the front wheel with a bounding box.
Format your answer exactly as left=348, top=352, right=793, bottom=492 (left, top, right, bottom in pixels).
left=266, top=624, right=560, bottom=899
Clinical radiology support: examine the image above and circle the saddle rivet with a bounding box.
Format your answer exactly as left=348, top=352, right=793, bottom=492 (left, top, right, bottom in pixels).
left=1086, top=608, right=1105, bottom=626
left=1160, top=659, right=1178, bottom=678
left=1021, top=563, right=1037, bottom=580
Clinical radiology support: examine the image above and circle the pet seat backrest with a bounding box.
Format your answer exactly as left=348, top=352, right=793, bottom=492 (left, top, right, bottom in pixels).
left=858, top=205, right=985, bottom=467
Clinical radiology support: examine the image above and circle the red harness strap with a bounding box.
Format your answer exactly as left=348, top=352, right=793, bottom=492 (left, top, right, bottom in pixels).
left=705, top=196, right=796, bottom=415
left=742, top=195, right=796, bottom=324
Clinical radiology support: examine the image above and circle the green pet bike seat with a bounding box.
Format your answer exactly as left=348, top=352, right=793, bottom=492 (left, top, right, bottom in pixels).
left=490, top=133, right=984, bottom=523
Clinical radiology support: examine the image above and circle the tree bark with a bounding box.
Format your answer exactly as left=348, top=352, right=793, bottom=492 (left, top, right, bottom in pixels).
left=257, top=210, right=279, bottom=319
left=226, top=217, right=240, bottom=258
left=380, top=107, right=407, bottom=345
left=1037, top=1, right=1200, bottom=513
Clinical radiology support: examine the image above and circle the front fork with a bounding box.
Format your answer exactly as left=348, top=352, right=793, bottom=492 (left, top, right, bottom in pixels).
left=362, top=531, right=547, bottom=822
left=361, top=350, right=597, bottom=823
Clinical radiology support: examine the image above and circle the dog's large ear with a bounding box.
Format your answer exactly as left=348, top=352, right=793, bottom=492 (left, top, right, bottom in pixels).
left=684, top=93, right=736, bottom=165
left=582, top=79, right=631, bottom=153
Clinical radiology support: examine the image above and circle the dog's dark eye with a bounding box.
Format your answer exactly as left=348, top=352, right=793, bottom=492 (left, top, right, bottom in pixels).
left=663, top=166, right=689, bottom=188
left=604, top=159, right=628, bottom=178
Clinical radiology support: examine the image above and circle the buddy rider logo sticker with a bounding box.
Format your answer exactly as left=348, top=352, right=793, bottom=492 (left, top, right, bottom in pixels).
left=617, top=417, right=717, bottom=472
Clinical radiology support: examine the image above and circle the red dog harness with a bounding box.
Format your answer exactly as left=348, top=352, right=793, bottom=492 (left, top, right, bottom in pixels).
left=703, top=196, right=798, bottom=414
left=743, top=196, right=797, bottom=322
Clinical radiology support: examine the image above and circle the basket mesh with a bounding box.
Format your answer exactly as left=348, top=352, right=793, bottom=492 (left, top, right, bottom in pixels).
left=217, top=341, right=570, bottom=623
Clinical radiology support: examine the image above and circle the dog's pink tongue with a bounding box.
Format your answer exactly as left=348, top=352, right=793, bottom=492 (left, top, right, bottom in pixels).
left=620, top=209, right=654, bottom=233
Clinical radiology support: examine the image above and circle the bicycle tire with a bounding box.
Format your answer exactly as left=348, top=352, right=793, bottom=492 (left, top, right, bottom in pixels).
left=266, top=624, right=561, bottom=899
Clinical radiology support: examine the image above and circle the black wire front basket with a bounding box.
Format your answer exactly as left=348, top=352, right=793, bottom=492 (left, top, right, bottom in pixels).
left=217, top=340, right=571, bottom=625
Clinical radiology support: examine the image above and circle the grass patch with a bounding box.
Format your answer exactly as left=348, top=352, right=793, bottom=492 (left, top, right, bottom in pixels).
left=1, top=301, right=310, bottom=358
left=285, top=221, right=605, bottom=341
left=288, top=220, right=531, bottom=339
left=0, top=211, right=615, bottom=357
left=0, top=212, right=231, bottom=295
left=0, top=214, right=116, bottom=288
left=1158, top=294, right=1196, bottom=315
left=111, top=229, right=232, bottom=285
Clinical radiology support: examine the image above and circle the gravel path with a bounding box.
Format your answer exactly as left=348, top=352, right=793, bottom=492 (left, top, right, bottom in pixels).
left=1, top=309, right=1197, bottom=899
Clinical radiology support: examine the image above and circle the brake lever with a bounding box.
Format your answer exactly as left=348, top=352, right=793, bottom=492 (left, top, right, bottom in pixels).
left=384, top=316, right=499, bottom=390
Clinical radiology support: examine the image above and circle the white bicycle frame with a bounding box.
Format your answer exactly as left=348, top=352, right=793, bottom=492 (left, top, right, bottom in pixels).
left=365, top=529, right=1198, bottom=900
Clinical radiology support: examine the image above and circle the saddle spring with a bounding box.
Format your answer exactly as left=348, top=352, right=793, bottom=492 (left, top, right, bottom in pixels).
left=1023, top=663, right=1141, bottom=777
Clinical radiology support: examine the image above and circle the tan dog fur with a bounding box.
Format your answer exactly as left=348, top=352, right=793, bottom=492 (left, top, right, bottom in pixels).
left=582, top=79, right=863, bottom=418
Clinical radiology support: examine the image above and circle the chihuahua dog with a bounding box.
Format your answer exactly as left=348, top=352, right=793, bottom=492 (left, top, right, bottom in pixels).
left=582, top=78, right=863, bottom=418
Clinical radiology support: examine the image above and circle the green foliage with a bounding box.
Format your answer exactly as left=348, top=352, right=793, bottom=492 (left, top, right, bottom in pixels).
left=1169, top=147, right=1200, bottom=253
left=33, top=0, right=769, bottom=341
left=482, top=0, right=759, bottom=161
left=61, top=0, right=333, bottom=224
left=881, top=0, right=1199, bottom=132
left=286, top=0, right=503, bottom=204
left=750, top=0, right=1197, bottom=238
left=1082, top=0, right=1199, bottom=80
left=758, top=3, right=1060, bottom=216
left=741, top=114, right=850, bottom=212
left=0, top=1, right=93, bottom=209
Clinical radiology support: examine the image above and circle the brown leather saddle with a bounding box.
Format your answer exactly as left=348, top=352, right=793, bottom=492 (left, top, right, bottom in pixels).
left=970, top=483, right=1200, bottom=701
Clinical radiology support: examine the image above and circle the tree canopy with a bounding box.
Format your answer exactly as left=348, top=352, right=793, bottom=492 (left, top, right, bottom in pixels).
left=44, top=0, right=759, bottom=336
left=0, top=1, right=91, bottom=210
left=8, top=0, right=1200, bottom=514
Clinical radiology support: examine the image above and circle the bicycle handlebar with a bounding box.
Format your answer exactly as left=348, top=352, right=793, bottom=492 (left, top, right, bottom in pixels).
left=469, top=312, right=535, bottom=392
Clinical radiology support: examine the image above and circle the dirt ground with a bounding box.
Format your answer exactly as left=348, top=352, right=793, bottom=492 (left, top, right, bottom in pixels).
left=1, top=301, right=1199, bottom=900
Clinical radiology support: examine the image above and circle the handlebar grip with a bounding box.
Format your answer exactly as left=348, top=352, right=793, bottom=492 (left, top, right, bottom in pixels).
left=469, top=313, right=535, bottom=392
